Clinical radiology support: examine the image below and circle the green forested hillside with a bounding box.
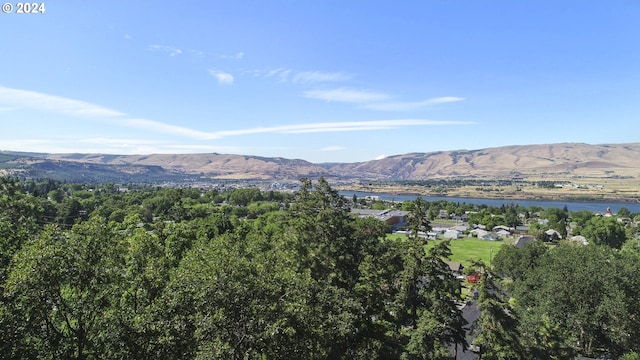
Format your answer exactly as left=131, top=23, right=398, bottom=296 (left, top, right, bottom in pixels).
left=1, top=176, right=640, bottom=359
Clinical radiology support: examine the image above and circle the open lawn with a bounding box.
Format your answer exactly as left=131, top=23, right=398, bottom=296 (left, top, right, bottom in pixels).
left=387, top=233, right=511, bottom=269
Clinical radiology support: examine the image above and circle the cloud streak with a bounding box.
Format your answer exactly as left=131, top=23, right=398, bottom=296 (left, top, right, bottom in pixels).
left=147, top=45, right=182, bottom=56
left=0, top=86, right=475, bottom=151
left=208, top=70, right=234, bottom=84
left=362, top=96, right=465, bottom=111
left=255, top=68, right=353, bottom=84
left=0, top=86, right=125, bottom=117
left=219, top=52, right=244, bottom=60
left=192, top=119, right=476, bottom=139
left=122, top=119, right=214, bottom=139
left=303, top=88, right=391, bottom=103
left=292, top=71, right=352, bottom=84
left=0, top=137, right=254, bottom=155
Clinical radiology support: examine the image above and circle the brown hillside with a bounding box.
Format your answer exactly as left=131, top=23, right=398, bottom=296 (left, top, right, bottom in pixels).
left=45, top=153, right=326, bottom=180
left=8, top=142, right=639, bottom=181
left=327, top=143, right=640, bottom=180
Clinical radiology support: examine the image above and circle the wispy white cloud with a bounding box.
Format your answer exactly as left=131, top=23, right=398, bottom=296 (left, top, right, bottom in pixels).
left=117, top=119, right=475, bottom=140
left=208, top=70, right=234, bottom=84
left=148, top=45, right=182, bottom=56
left=262, top=68, right=292, bottom=83
left=292, top=71, right=352, bottom=84
left=427, top=96, right=465, bottom=104
left=263, top=68, right=285, bottom=78
left=122, top=119, right=213, bottom=139
left=188, top=49, right=206, bottom=59
left=77, top=138, right=250, bottom=154
left=0, top=137, right=252, bottom=155
left=303, top=88, right=391, bottom=103
left=362, top=96, right=465, bottom=111
left=0, top=106, right=14, bottom=112
left=254, top=68, right=352, bottom=84
left=319, top=145, right=346, bottom=152
left=0, top=86, right=125, bottom=117
left=123, top=34, right=133, bottom=40
left=196, top=119, right=475, bottom=139
left=219, top=52, right=244, bottom=60
left=0, top=86, right=475, bottom=155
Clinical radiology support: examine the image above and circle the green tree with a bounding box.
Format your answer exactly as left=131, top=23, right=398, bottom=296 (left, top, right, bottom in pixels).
left=399, top=197, right=431, bottom=326
left=472, top=262, right=522, bottom=359
left=492, top=240, right=548, bottom=283
left=229, top=187, right=263, bottom=206
left=403, top=240, right=467, bottom=359
left=0, top=177, right=42, bottom=283
left=3, top=217, right=125, bottom=359
left=582, top=216, right=627, bottom=249
left=513, top=244, right=633, bottom=357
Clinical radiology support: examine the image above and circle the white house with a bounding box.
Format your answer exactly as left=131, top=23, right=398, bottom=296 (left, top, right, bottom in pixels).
left=496, top=229, right=512, bottom=238
left=470, top=229, right=489, bottom=238
left=443, top=229, right=461, bottom=239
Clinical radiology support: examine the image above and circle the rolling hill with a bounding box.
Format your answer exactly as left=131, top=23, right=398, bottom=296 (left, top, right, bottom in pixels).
left=1, top=142, right=639, bottom=183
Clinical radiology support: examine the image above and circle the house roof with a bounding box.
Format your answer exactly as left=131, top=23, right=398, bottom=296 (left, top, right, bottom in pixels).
left=451, top=225, right=468, bottom=232
left=350, top=209, right=409, bottom=222
left=470, top=229, right=489, bottom=237
left=493, top=225, right=512, bottom=232
left=482, top=233, right=500, bottom=240
left=515, top=235, right=535, bottom=248
left=570, top=235, right=588, bottom=245
left=445, top=261, right=464, bottom=272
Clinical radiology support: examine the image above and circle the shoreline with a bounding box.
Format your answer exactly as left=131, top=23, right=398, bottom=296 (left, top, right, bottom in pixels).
left=337, top=185, right=640, bottom=204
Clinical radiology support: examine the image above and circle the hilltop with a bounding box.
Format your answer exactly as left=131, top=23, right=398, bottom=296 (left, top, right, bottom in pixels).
left=1, top=142, right=639, bottom=184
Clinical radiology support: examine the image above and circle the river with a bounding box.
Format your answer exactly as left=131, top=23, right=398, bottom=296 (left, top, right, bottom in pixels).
left=339, top=191, right=640, bottom=213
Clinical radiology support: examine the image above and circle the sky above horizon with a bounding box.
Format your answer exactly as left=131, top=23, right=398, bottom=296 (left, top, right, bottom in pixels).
left=1, top=1, right=638, bottom=163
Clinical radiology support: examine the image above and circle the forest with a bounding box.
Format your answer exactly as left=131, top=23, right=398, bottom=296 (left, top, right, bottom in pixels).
left=1, top=176, right=640, bottom=359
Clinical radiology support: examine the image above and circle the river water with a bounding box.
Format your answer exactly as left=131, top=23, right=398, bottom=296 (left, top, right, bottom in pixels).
left=339, top=191, right=640, bottom=213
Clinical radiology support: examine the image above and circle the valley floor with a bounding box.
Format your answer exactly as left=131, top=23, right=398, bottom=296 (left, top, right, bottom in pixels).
left=338, top=178, right=640, bottom=203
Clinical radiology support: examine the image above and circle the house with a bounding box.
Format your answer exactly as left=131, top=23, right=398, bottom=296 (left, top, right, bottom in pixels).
left=492, top=225, right=512, bottom=233
left=394, top=230, right=430, bottom=239
left=438, top=209, right=448, bottom=219
left=431, top=226, right=449, bottom=234
left=443, top=229, right=461, bottom=239
left=451, top=225, right=468, bottom=233
left=482, top=233, right=500, bottom=241
left=515, top=225, right=530, bottom=233
left=544, top=229, right=562, bottom=242
left=470, top=229, right=489, bottom=238
left=515, top=235, right=535, bottom=248
left=496, top=229, right=511, bottom=238
left=445, top=261, right=464, bottom=277
left=570, top=235, right=588, bottom=245
left=350, top=209, right=410, bottom=230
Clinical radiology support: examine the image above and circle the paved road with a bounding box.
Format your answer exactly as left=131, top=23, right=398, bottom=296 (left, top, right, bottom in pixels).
left=451, top=300, right=481, bottom=359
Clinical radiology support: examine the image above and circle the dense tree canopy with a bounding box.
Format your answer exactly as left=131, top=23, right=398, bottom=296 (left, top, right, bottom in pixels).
left=2, top=176, right=640, bottom=359
left=0, top=177, right=471, bottom=359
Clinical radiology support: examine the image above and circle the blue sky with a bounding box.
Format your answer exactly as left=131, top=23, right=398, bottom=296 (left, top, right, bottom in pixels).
left=1, top=1, right=638, bottom=163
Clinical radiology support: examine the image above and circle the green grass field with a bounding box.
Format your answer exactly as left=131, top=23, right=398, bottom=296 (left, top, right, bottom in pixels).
left=387, top=233, right=511, bottom=269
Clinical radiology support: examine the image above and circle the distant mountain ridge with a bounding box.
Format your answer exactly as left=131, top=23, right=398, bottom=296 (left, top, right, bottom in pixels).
left=1, top=142, right=639, bottom=182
